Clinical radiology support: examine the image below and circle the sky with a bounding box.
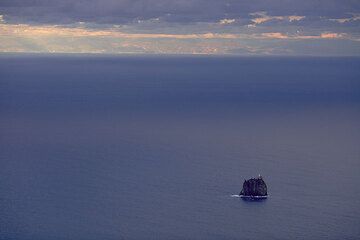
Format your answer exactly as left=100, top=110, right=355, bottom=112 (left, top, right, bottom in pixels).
left=0, top=0, right=359, bottom=55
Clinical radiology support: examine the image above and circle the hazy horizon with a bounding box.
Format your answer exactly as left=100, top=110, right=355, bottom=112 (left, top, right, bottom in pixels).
left=1, top=0, right=360, bottom=55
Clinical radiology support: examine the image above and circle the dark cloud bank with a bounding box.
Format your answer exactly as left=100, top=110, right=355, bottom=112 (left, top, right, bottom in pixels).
left=1, top=0, right=359, bottom=24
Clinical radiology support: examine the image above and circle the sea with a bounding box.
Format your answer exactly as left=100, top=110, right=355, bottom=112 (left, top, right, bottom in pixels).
left=0, top=55, right=359, bottom=240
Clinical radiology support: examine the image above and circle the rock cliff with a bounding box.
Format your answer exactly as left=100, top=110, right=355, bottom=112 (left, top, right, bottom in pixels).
left=240, top=176, right=267, bottom=197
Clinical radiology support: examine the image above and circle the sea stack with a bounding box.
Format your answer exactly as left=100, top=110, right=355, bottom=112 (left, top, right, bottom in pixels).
left=240, top=175, right=268, bottom=199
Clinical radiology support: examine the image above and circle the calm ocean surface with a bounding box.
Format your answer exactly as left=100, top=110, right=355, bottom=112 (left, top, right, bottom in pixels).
left=0, top=55, right=359, bottom=240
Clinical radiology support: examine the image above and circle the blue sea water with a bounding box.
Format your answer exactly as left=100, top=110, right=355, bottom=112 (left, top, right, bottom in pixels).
left=0, top=55, right=359, bottom=240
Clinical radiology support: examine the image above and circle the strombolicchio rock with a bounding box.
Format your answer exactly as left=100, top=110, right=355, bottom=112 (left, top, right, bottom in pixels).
left=240, top=175, right=268, bottom=199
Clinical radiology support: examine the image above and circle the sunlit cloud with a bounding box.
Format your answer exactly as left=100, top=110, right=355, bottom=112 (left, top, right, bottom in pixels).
left=250, top=12, right=284, bottom=24
left=219, top=19, right=235, bottom=25
left=249, top=12, right=305, bottom=27
left=288, top=16, right=305, bottom=22
left=0, top=23, right=240, bottom=39
left=319, top=32, right=346, bottom=39
left=0, top=23, right=242, bottom=54
left=329, top=13, right=360, bottom=23
left=261, top=32, right=347, bottom=40
left=0, top=0, right=359, bottom=56
left=0, top=21, right=358, bottom=55
left=1, top=23, right=350, bottom=41
left=261, top=32, right=288, bottom=39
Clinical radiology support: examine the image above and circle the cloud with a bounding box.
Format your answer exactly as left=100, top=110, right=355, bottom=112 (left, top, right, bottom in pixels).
left=0, top=23, right=241, bottom=39
left=0, top=0, right=359, bottom=56
left=0, top=22, right=352, bottom=42
left=0, top=23, right=245, bottom=54
left=261, top=32, right=288, bottom=39
left=1, top=22, right=358, bottom=55
left=250, top=11, right=285, bottom=24
left=329, top=13, right=360, bottom=23
left=0, top=0, right=359, bottom=25
left=219, top=19, right=235, bottom=25
left=261, top=32, right=347, bottom=40
left=319, top=32, right=345, bottom=39
left=288, top=16, right=305, bottom=22
left=249, top=11, right=305, bottom=26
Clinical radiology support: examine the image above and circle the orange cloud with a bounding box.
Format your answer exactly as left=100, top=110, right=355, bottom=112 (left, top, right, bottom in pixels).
left=0, top=22, right=356, bottom=54
left=0, top=23, right=350, bottom=42
left=320, top=32, right=345, bottom=39
left=261, top=32, right=347, bottom=40
left=288, top=16, right=305, bottom=22
left=261, top=32, right=289, bottom=39
left=0, top=23, right=240, bottom=39
left=249, top=12, right=305, bottom=26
